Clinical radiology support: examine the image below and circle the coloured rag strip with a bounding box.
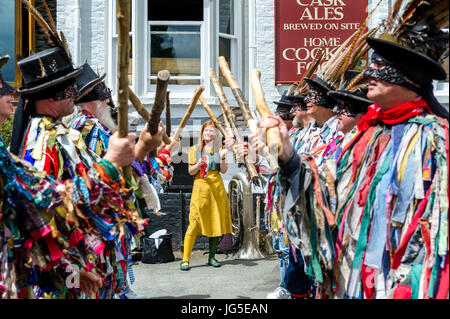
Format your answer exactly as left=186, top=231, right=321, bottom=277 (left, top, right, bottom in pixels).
left=0, top=135, right=148, bottom=299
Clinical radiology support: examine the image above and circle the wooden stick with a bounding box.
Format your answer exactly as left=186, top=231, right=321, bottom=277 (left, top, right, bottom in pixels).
left=218, top=56, right=254, bottom=124
left=116, top=0, right=130, bottom=139
left=172, top=85, right=204, bottom=142
left=128, top=87, right=172, bottom=145
left=165, top=90, right=171, bottom=136
left=199, top=95, right=228, bottom=139
left=250, top=70, right=282, bottom=169
left=148, top=70, right=170, bottom=135
left=209, top=69, right=259, bottom=182
left=116, top=0, right=132, bottom=178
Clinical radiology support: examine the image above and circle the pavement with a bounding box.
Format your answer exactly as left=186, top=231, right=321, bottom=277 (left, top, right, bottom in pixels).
left=130, top=250, right=280, bottom=299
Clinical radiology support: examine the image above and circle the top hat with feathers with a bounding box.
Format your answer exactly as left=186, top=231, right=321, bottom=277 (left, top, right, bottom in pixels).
left=17, top=0, right=82, bottom=95
left=365, top=0, right=449, bottom=118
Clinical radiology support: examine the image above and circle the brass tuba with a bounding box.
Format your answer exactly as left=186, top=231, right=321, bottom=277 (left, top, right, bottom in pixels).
left=228, top=172, right=265, bottom=259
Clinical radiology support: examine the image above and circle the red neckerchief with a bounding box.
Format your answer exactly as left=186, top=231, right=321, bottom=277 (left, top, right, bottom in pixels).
left=357, top=97, right=432, bottom=132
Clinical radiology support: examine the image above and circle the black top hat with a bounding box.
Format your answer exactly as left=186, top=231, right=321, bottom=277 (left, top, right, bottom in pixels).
left=74, top=62, right=107, bottom=103
left=273, top=90, right=294, bottom=108
left=303, top=76, right=336, bottom=108
left=0, top=55, right=15, bottom=97
left=304, top=76, right=335, bottom=93
left=16, top=47, right=83, bottom=95
left=328, top=70, right=372, bottom=110
left=366, top=37, right=447, bottom=86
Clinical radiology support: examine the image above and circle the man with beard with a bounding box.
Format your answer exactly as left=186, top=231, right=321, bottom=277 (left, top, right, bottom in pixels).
left=10, top=47, right=164, bottom=299
left=0, top=54, right=151, bottom=298
left=70, top=63, right=148, bottom=299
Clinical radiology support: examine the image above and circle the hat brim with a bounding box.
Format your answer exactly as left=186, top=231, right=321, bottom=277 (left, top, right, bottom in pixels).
left=75, top=73, right=107, bottom=103
left=78, top=73, right=107, bottom=94
left=0, top=56, right=10, bottom=69
left=304, top=77, right=333, bottom=93
left=366, top=37, right=447, bottom=81
left=328, top=90, right=373, bottom=106
left=17, top=67, right=83, bottom=95
left=273, top=101, right=292, bottom=107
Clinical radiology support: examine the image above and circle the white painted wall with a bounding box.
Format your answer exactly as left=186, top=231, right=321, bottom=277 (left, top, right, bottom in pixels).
left=57, top=0, right=106, bottom=74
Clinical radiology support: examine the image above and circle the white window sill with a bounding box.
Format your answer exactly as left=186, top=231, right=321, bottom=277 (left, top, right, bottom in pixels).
left=434, top=81, right=449, bottom=105
left=138, top=94, right=220, bottom=106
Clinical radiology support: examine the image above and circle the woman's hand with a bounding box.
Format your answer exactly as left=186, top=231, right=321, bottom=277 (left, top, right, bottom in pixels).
left=235, top=142, right=249, bottom=162
left=219, top=147, right=228, bottom=160
left=223, top=137, right=235, bottom=151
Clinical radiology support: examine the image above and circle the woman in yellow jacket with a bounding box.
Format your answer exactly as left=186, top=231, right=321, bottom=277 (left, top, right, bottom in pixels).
left=180, top=120, right=233, bottom=270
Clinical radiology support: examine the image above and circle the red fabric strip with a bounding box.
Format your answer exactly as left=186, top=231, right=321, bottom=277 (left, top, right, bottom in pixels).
left=69, top=229, right=85, bottom=248
left=393, top=284, right=412, bottom=299
left=305, top=155, right=336, bottom=226
left=361, top=263, right=376, bottom=299
left=44, top=236, right=63, bottom=261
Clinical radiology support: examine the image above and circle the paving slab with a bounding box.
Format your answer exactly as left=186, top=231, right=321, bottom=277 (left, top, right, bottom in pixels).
left=131, top=250, right=280, bottom=299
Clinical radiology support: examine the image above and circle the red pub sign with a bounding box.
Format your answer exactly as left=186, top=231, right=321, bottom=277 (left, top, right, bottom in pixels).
left=275, top=0, right=368, bottom=84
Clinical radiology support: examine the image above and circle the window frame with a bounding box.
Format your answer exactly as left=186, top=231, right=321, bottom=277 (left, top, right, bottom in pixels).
left=107, top=0, right=245, bottom=102
left=147, top=20, right=206, bottom=94
left=216, top=0, right=243, bottom=97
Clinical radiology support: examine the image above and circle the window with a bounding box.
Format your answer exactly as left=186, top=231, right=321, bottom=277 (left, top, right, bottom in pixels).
left=107, top=0, right=244, bottom=100
left=148, top=0, right=204, bottom=92
left=218, top=0, right=240, bottom=88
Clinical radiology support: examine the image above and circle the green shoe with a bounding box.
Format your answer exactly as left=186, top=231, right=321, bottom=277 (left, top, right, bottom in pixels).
left=180, top=261, right=190, bottom=271
left=208, top=258, right=221, bottom=268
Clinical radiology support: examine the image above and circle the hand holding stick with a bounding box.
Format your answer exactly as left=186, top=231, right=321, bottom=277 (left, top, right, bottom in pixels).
left=128, top=87, right=172, bottom=145
left=209, top=68, right=259, bottom=181
left=250, top=70, right=282, bottom=170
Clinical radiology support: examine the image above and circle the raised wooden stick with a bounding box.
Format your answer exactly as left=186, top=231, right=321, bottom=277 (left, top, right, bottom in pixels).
left=128, top=87, right=172, bottom=144
left=116, top=0, right=132, bottom=179
left=165, top=90, right=171, bottom=136
left=172, top=85, right=205, bottom=142
left=199, top=95, right=228, bottom=139
left=250, top=70, right=282, bottom=169
left=218, top=56, right=254, bottom=124
left=148, top=70, right=170, bottom=135
left=116, top=0, right=131, bottom=139
left=209, top=69, right=259, bottom=182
